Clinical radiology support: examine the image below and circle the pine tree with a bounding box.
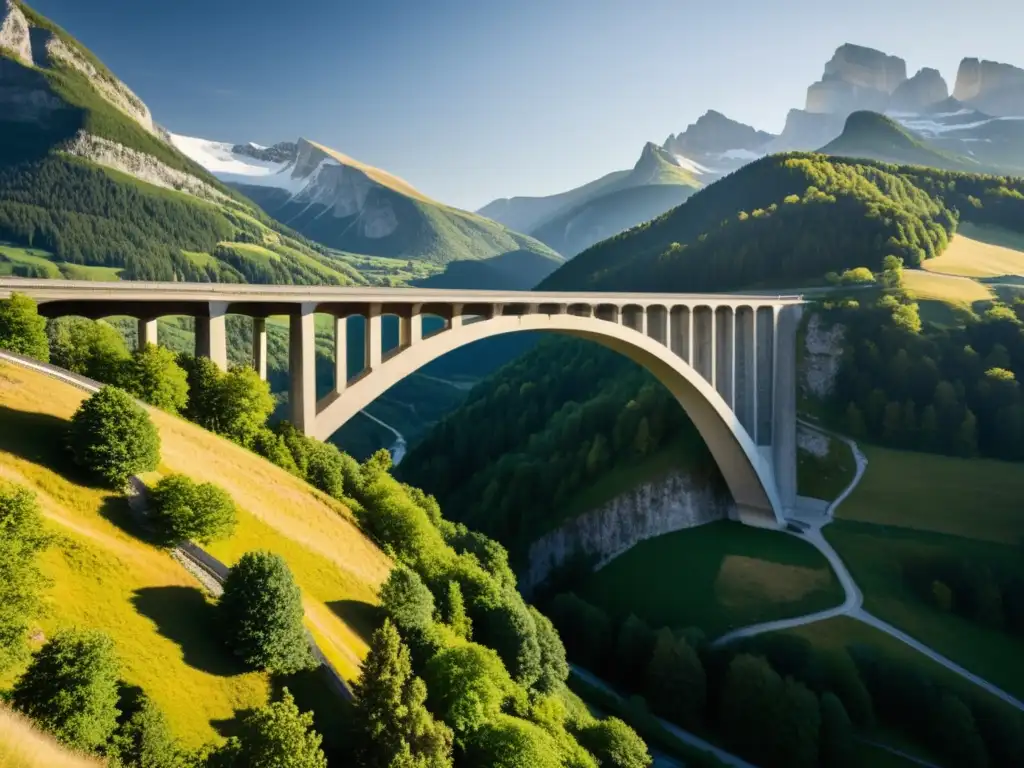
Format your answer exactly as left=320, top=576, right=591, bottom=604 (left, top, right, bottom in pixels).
left=644, top=629, right=706, bottom=729
left=351, top=620, right=453, bottom=768
left=442, top=581, right=472, bottom=640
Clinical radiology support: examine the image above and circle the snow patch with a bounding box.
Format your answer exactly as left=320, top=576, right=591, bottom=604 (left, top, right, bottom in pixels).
left=169, top=133, right=287, bottom=177
left=671, top=153, right=715, bottom=175
left=717, top=148, right=762, bottom=161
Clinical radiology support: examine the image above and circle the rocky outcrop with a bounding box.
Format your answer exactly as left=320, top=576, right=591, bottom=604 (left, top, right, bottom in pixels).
left=801, top=312, right=845, bottom=399
left=822, top=43, right=907, bottom=94
left=31, top=28, right=157, bottom=134
left=0, top=0, right=31, bottom=65
left=286, top=139, right=400, bottom=238
left=524, top=470, right=732, bottom=590
left=889, top=68, right=949, bottom=113
left=954, top=58, right=1024, bottom=117
left=61, top=132, right=228, bottom=203
left=232, top=141, right=298, bottom=164
left=663, top=110, right=774, bottom=157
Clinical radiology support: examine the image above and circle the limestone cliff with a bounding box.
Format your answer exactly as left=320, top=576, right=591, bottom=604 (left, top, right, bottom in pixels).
left=0, top=0, right=31, bottom=64
left=805, top=44, right=906, bottom=117
left=889, top=68, right=949, bottom=113
left=61, top=132, right=228, bottom=203
left=524, top=471, right=732, bottom=590
left=953, top=58, right=1024, bottom=117
left=800, top=312, right=845, bottom=399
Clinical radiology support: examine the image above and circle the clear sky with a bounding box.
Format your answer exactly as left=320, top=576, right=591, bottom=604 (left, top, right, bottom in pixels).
left=28, top=0, right=1024, bottom=211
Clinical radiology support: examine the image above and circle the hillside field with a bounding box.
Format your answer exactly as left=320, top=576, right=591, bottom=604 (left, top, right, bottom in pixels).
left=922, top=223, right=1024, bottom=278
left=0, top=361, right=391, bottom=747
left=824, top=445, right=1024, bottom=701
left=0, top=705, right=103, bottom=768
left=577, top=521, right=844, bottom=637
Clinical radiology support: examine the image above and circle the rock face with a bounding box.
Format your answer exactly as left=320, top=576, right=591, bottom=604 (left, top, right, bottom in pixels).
left=663, top=110, right=774, bottom=157
left=889, top=68, right=949, bottom=112
left=769, top=108, right=847, bottom=152
left=0, top=0, right=31, bottom=65
left=801, top=313, right=845, bottom=399
left=232, top=141, right=298, bottom=164
left=806, top=44, right=907, bottom=116
left=62, top=132, right=228, bottom=202
left=524, top=470, right=732, bottom=591
left=287, top=139, right=400, bottom=239
left=0, top=54, right=67, bottom=124
left=954, top=58, right=1024, bottom=116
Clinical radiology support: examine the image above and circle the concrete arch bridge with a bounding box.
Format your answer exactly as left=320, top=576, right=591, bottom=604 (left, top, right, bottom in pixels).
left=0, top=280, right=802, bottom=528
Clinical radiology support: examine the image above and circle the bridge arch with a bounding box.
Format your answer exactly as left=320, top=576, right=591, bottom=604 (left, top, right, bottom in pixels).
left=313, top=312, right=784, bottom=528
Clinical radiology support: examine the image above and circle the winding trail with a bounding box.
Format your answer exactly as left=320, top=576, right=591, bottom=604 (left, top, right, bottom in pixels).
left=712, top=420, right=1024, bottom=713
left=358, top=409, right=408, bottom=465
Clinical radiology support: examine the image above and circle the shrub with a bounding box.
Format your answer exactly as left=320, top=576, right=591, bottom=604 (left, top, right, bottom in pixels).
left=644, top=629, right=706, bottom=729
left=818, top=692, right=855, bottom=768
left=0, top=483, right=50, bottom=672
left=206, top=689, right=326, bottom=768
left=423, top=643, right=517, bottom=734
left=529, top=606, right=568, bottom=694
left=68, top=386, right=160, bottom=488
left=0, top=293, right=48, bottom=361
left=122, top=345, right=189, bottom=414
left=378, top=565, right=435, bottom=637
left=109, top=690, right=182, bottom=768
left=10, top=629, right=120, bottom=751
left=464, top=714, right=562, bottom=768
left=149, top=474, right=237, bottom=546
left=47, top=317, right=128, bottom=381
left=576, top=717, right=652, bottom=768
left=218, top=551, right=315, bottom=674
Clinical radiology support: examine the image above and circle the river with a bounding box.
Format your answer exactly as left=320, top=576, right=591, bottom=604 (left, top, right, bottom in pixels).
left=359, top=409, right=408, bottom=465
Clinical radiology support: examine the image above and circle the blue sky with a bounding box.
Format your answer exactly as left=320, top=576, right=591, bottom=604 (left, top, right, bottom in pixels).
left=29, top=0, right=1023, bottom=211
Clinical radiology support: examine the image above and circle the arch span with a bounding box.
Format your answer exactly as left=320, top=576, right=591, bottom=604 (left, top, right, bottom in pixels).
left=313, top=312, right=783, bottom=528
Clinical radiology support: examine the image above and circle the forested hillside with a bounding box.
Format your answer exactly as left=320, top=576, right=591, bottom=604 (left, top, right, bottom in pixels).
left=540, top=153, right=1024, bottom=292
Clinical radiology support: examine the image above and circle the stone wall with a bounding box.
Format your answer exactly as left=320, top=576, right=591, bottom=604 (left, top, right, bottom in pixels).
left=524, top=470, right=731, bottom=590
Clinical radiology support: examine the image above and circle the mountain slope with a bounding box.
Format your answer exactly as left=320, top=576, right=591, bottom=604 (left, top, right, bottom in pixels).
left=0, top=1, right=363, bottom=286
left=820, top=111, right=986, bottom=171
left=522, top=143, right=702, bottom=258
left=171, top=134, right=565, bottom=289
left=540, top=153, right=1024, bottom=293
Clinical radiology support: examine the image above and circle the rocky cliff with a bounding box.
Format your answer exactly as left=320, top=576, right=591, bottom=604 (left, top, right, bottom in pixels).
left=953, top=57, right=1024, bottom=116
left=806, top=43, right=906, bottom=116
left=663, top=110, right=774, bottom=157
left=889, top=67, right=949, bottom=113
left=524, top=471, right=732, bottom=590
left=0, top=0, right=156, bottom=134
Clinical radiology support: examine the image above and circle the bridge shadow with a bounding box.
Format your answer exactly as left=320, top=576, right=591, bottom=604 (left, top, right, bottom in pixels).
left=327, top=600, right=384, bottom=645
left=131, top=586, right=249, bottom=678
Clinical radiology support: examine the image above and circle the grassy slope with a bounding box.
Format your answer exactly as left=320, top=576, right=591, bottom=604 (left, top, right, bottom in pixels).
left=824, top=445, right=1024, bottom=700
left=922, top=222, right=1024, bottom=278
left=0, top=361, right=390, bottom=746
left=0, top=705, right=103, bottom=768
left=578, top=521, right=843, bottom=637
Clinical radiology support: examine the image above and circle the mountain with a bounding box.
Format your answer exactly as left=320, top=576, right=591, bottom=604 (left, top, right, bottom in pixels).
left=954, top=57, right=1024, bottom=117
left=0, top=0, right=366, bottom=285
left=525, top=142, right=702, bottom=257
left=171, top=133, right=564, bottom=289
left=539, top=152, right=1024, bottom=294
left=820, top=111, right=985, bottom=171
left=662, top=110, right=775, bottom=172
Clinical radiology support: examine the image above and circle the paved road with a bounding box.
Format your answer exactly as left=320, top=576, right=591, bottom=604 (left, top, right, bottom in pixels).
left=358, top=409, right=408, bottom=465
left=712, top=420, right=1024, bottom=713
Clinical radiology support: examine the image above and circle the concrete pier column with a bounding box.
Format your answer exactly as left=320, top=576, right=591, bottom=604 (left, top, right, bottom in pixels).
left=195, top=301, right=228, bottom=371
left=772, top=304, right=802, bottom=511
left=647, top=305, right=668, bottom=346
left=364, top=303, right=382, bottom=371
left=137, top=318, right=158, bottom=350
left=289, top=302, right=317, bottom=435
left=252, top=317, right=268, bottom=381
left=596, top=305, right=621, bottom=324
left=755, top=306, right=775, bottom=446
left=448, top=303, right=464, bottom=330
left=715, top=307, right=734, bottom=406
left=734, top=307, right=756, bottom=438
left=398, top=305, right=422, bottom=348
left=333, top=316, right=347, bottom=393
left=669, top=306, right=690, bottom=361
left=693, top=306, right=714, bottom=384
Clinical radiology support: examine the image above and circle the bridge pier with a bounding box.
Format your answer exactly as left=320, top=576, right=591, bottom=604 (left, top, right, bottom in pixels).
left=137, top=318, right=158, bottom=350
left=771, top=305, right=801, bottom=512
left=252, top=317, right=268, bottom=380
left=195, top=302, right=228, bottom=370
left=289, top=303, right=317, bottom=434
left=334, top=316, right=347, bottom=393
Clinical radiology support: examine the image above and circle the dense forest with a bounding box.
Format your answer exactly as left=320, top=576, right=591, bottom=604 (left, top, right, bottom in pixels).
left=540, top=153, right=1024, bottom=293
left=398, top=338, right=724, bottom=563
